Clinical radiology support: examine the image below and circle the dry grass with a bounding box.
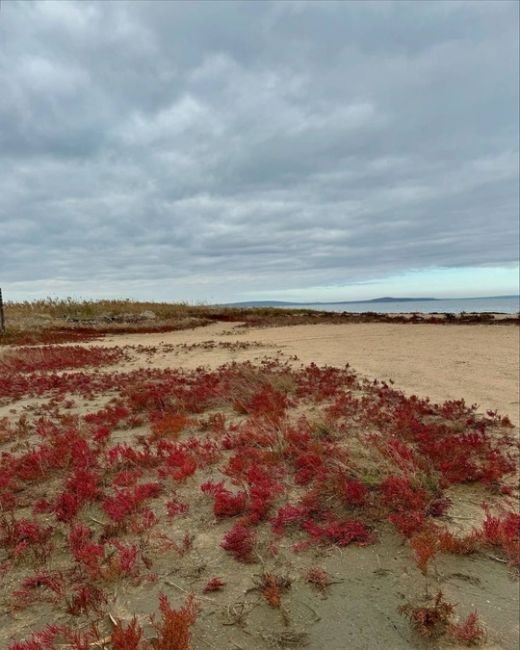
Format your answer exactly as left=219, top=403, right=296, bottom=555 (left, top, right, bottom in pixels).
left=4, top=298, right=316, bottom=322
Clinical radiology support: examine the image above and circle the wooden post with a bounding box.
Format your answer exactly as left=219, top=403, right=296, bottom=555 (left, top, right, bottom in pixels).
left=0, top=288, right=4, bottom=333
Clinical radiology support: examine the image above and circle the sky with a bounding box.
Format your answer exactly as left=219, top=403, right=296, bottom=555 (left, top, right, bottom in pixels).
left=0, top=0, right=518, bottom=304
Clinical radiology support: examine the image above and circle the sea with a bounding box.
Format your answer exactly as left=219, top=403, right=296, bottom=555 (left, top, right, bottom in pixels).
left=297, top=296, right=520, bottom=314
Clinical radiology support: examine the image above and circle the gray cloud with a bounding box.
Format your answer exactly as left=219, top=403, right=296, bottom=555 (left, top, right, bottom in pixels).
left=0, top=0, right=518, bottom=301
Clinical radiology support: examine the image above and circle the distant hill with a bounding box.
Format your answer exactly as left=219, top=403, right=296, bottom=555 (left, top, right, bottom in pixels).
left=225, top=297, right=438, bottom=307
left=224, top=295, right=519, bottom=308
left=360, top=296, right=437, bottom=303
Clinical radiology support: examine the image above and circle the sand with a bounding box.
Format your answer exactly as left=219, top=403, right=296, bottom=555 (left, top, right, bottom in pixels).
left=99, top=321, right=520, bottom=425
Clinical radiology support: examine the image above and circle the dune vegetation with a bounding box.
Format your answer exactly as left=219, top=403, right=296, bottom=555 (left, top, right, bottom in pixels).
left=0, top=326, right=518, bottom=648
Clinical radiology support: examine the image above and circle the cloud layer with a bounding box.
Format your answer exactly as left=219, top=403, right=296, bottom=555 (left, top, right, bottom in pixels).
left=1, top=0, right=518, bottom=301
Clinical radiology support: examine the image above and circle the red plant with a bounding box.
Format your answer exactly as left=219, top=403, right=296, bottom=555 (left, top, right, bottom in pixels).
left=21, top=573, right=63, bottom=595
left=110, top=541, right=139, bottom=575
left=448, top=612, right=486, bottom=645
left=13, top=573, right=64, bottom=610
left=111, top=617, right=144, bottom=650
left=259, top=573, right=290, bottom=608
left=437, top=528, right=481, bottom=555
left=53, top=468, right=100, bottom=522
left=201, top=480, right=249, bottom=518
left=68, top=523, right=104, bottom=574
left=8, top=625, right=63, bottom=650
left=338, top=477, right=367, bottom=507
left=8, top=624, right=100, bottom=650
left=400, top=591, right=455, bottom=637
left=166, top=498, right=190, bottom=519
left=221, top=524, right=255, bottom=562
left=151, top=413, right=191, bottom=439
left=427, top=498, right=451, bottom=517
left=203, top=577, right=225, bottom=593
left=160, top=448, right=197, bottom=482
left=389, top=511, right=425, bottom=538
left=380, top=476, right=427, bottom=513
left=102, top=482, right=161, bottom=523
left=152, top=593, right=197, bottom=650
left=85, top=404, right=131, bottom=429
left=114, top=469, right=144, bottom=487
left=67, top=584, right=107, bottom=616
left=293, top=452, right=323, bottom=486
left=482, top=510, right=520, bottom=566
left=1, top=517, right=53, bottom=560
left=271, top=504, right=307, bottom=534
left=409, top=529, right=438, bottom=574
left=245, top=385, right=290, bottom=420
left=306, top=566, right=331, bottom=591
left=213, top=489, right=247, bottom=518
left=243, top=464, right=283, bottom=524
left=302, top=517, right=373, bottom=547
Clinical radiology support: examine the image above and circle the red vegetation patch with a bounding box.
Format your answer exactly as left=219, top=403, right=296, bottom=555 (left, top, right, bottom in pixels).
left=102, top=483, right=162, bottom=523
left=152, top=594, right=197, bottom=650
left=0, top=345, right=127, bottom=373
left=111, top=617, right=143, bottom=650
left=400, top=591, right=455, bottom=638
left=448, top=612, right=486, bottom=646
left=482, top=509, right=520, bottom=567
left=203, top=577, right=225, bottom=593
left=259, top=573, right=290, bottom=608
left=0, top=354, right=516, bottom=647
left=409, top=529, right=438, bottom=574
left=306, top=566, right=331, bottom=591
left=221, top=524, right=256, bottom=562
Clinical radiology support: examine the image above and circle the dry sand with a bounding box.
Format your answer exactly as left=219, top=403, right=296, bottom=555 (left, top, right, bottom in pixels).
left=100, top=321, right=520, bottom=425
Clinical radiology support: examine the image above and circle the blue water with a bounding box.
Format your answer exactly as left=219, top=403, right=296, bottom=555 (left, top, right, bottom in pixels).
left=300, top=297, right=519, bottom=314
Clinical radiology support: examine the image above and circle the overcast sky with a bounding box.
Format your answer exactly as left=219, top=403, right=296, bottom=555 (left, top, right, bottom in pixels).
left=1, top=0, right=518, bottom=303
